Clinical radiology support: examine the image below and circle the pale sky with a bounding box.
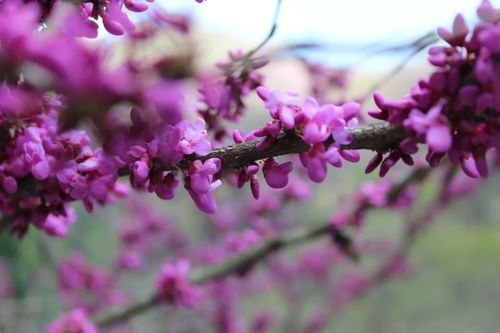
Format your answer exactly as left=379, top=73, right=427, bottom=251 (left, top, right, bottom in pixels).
left=158, top=0, right=498, bottom=44
left=154, top=0, right=499, bottom=67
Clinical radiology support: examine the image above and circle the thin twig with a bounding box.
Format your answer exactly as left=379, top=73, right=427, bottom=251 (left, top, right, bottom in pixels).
left=361, top=34, right=437, bottom=98
left=247, top=0, right=283, bottom=57
left=313, top=165, right=457, bottom=332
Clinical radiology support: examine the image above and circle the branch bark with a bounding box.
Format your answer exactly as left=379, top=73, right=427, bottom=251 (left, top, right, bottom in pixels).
left=117, top=123, right=404, bottom=175
left=181, top=123, right=404, bottom=170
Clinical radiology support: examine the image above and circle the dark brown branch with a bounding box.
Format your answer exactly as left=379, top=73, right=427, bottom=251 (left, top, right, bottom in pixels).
left=191, top=123, right=404, bottom=169
left=153, top=123, right=404, bottom=173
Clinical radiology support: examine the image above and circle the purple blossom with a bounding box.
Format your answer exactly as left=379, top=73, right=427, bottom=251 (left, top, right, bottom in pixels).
left=367, top=4, right=500, bottom=178
left=124, top=0, right=150, bottom=13
left=154, top=172, right=180, bottom=200
left=256, top=86, right=299, bottom=129
left=254, top=89, right=360, bottom=184
left=156, top=259, right=201, bottom=307
left=47, top=309, right=99, bottom=333
left=224, top=229, right=261, bottom=253
left=236, top=162, right=261, bottom=199
left=300, top=98, right=357, bottom=145
left=437, top=14, right=468, bottom=46
left=262, top=158, right=293, bottom=189
left=117, top=249, right=143, bottom=270
left=251, top=310, right=276, bottom=333
left=39, top=205, right=77, bottom=237
left=101, top=0, right=135, bottom=35
left=185, top=158, right=222, bottom=213
left=197, top=50, right=265, bottom=139
left=299, top=144, right=355, bottom=183
left=331, top=272, right=371, bottom=308
left=176, top=118, right=212, bottom=156
left=477, top=0, right=500, bottom=24
left=57, top=253, right=126, bottom=313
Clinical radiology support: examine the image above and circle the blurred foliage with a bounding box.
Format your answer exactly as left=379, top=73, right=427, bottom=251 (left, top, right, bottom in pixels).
left=1, top=169, right=500, bottom=332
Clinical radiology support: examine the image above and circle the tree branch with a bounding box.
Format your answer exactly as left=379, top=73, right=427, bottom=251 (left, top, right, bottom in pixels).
left=173, top=123, right=404, bottom=171
left=95, top=166, right=427, bottom=328
left=95, top=223, right=342, bottom=328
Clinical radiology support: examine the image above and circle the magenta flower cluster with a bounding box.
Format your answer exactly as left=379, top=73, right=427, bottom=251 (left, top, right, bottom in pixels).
left=112, top=110, right=220, bottom=213
left=46, top=309, right=99, bottom=333
left=0, top=0, right=226, bottom=236
left=155, top=259, right=201, bottom=307
left=57, top=252, right=126, bottom=314
left=0, top=1, right=496, bottom=331
left=197, top=49, right=266, bottom=140
left=368, top=0, right=500, bottom=178
left=331, top=179, right=416, bottom=230
left=255, top=86, right=360, bottom=183
left=116, top=198, right=186, bottom=270
left=31, top=0, right=155, bottom=37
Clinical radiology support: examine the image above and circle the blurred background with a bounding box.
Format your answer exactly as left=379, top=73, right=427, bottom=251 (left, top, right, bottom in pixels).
left=2, top=0, right=500, bottom=332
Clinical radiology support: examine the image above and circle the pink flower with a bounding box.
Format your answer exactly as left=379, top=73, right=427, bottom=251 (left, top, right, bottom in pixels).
left=262, top=158, right=293, bottom=189
left=477, top=0, right=500, bottom=23
left=300, top=98, right=349, bottom=145
left=185, top=158, right=222, bottom=213
left=437, top=14, right=468, bottom=46
left=39, top=205, right=77, bottom=237
left=47, top=309, right=99, bottom=333
left=224, top=229, right=262, bottom=253
left=156, top=259, right=201, bottom=307
left=124, top=0, right=150, bottom=13
left=101, top=0, right=135, bottom=36
left=154, top=172, right=179, bottom=200
left=256, top=86, right=299, bottom=129
left=176, top=118, right=212, bottom=156
left=299, top=144, right=352, bottom=183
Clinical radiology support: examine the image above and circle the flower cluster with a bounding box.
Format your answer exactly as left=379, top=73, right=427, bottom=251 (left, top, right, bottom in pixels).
left=0, top=0, right=229, bottom=236
left=155, top=259, right=201, bottom=307
left=368, top=1, right=500, bottom=178
left=116, top=198, right=186, bottom=270
left=113, top=111, right=218, bottom=214
left=303, top=61, right=350, bottom=105
left=57, top=253, right=126, bottom=314
left=0, top=105, right=125, bottom=238
left=255, top=86, right=360, bottom=183
left=224, top=229, right=262, bottom=254
left=184, top=158, right=222, bottom=213
left=46, top=309, right=99, bottom=333
left=1, top=0, right=495, bottom=332
left=26, top=0, right=156, bottom=37
left=197, top=49, right=266, bottom=140
left=330, top=178, right=416, bottom=230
